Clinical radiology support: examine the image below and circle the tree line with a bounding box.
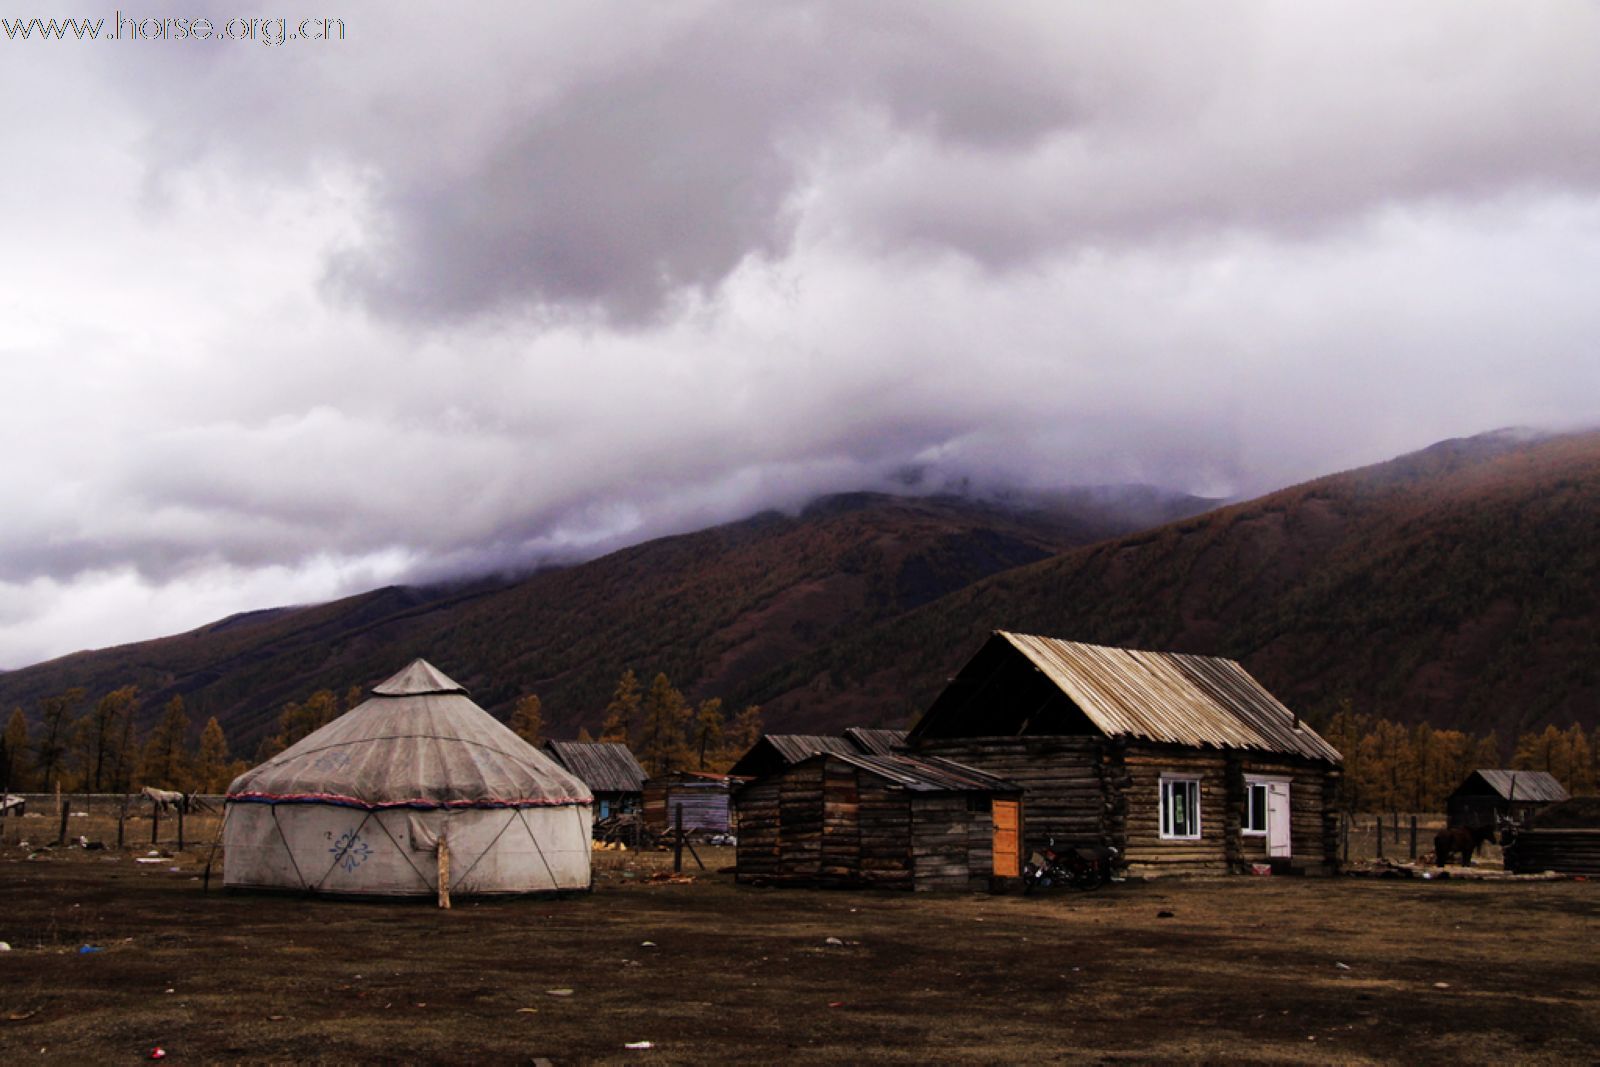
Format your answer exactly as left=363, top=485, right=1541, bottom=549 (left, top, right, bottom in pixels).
left=0, top=669, right=765, bottom=795
left=1320, top=710, right=1598, bottom=814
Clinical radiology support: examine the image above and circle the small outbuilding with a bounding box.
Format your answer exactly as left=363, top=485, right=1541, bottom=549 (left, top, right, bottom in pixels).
left=727, top=728, right=910, bottom=778
left=543, top=740, right=647, bottom=820
left=643, top=770, right=743, bottom=835
left=1504, top=797, right=1600, bottom=876
left=908, top=632, right=1344, bottom=877
left=225, top=660, right=593, bottom=897
left=1446, top=769, right=1570, bottom=831
left=735, top=752, right=1022, bottom=891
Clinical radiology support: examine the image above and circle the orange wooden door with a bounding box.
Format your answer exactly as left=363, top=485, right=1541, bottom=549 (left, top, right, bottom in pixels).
left=992, top=799, right=1021, bottom=877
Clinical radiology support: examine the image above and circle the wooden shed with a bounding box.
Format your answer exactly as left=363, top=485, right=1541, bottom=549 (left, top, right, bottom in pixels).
left=908, top=632, right=1344, bottom=878
left=543, top=740, right=648, bottom=820
left=643, top=771, right=743, bottom=835
left=1446, top=769, right=1569, bottom=831
left=1504, top=797, right=1600, bottom=876
left=734, top=752, right=1022, bottom=891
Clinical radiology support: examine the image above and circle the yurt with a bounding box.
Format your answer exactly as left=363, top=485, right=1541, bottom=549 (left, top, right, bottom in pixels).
left=224, top=660, right=593, bottom=896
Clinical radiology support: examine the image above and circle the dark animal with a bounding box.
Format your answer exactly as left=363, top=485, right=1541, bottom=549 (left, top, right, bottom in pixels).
left=1434, top=823, right=1497, bottom=867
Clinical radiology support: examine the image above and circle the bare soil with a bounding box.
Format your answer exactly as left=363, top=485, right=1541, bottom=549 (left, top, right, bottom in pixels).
left=2, top=813, right=1598, bottom=1064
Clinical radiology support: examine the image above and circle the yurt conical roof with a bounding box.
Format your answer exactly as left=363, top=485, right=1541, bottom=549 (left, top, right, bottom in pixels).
left=227, top=660, right=592, bottom=810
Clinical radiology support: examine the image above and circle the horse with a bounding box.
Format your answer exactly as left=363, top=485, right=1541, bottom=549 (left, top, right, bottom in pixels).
left=1433, top=822, right=1498, bottom=867
left=141, top=786, right=187, bottom=815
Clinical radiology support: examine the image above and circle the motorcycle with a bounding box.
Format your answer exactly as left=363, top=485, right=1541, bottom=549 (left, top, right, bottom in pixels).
left=1022, top=838, right=1119, bottom=893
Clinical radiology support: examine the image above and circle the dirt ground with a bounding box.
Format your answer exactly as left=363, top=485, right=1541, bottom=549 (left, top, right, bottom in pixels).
left=2, top=813, right=1598, bottom=1064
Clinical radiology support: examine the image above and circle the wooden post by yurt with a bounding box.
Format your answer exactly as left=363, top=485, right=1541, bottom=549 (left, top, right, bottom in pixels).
left=437, top=831, right=451, bottom=910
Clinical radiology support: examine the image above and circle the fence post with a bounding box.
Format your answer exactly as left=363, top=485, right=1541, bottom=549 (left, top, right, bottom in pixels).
left=673, top=804, right=684, bottom=874
left=177, top=803, right=186, bottom=852
left=152, top=804, right=160, bottom=846
left=1375, top=815, right=1384, bottom=860
left=1408, top=815, right=1417, bottom=861
left=56, top=782, right=68, bottom=845
left=117, top=796, right=126, bottom=850
left=1341, top=813, right=1350, bottom=866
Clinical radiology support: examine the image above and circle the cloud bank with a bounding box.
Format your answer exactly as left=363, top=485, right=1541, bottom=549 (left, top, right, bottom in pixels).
left=3, top=1, right=1600, bottom=665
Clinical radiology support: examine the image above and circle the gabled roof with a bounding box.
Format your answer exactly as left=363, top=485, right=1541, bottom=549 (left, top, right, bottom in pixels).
left=1454, top=769, right=1570, bottom=804
left=543, top=740, right=647, bottom=795
left=227, top=659, right=591, bottom=810
left=727, top=734, right=860, bottom=778
left=912, top=631, right=1342, bottom=764
left=843, top=727, right=907, bottom=757
left=786, top=751, right=1020, bottom=794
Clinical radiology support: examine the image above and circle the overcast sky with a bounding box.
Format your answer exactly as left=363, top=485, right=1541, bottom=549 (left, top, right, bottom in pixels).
left=3, top=2, right=1599, bottom=667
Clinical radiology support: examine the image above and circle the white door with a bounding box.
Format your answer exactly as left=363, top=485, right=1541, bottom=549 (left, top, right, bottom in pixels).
left=1267, top=782, right=1291, bottom=858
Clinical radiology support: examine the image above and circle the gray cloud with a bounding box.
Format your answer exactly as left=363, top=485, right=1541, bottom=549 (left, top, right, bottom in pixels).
left=2, top=2, right=1599, bottom=665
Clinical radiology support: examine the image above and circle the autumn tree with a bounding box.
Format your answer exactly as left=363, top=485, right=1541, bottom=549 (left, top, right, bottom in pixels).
left=690, top=698, right=724, bottom=770
left=637, top=673, right=691, bottom=776
left=74, top=686, right=138, bottom=792
left=725, top=704, right=764, bottom=765
left=34, top=687, right=85, bottom=790
left=269, top=689, right=341, bottom=754
left=193, top=717, right=232, bottom=792
left=1, top=707, right=29, bottom=792
left=509, top=694, right=545, bottom=747
left=1564, top=724, right=1597, bottom=794
left=140, top=695, right=192, bottom=790
left=599, top=670, right=641, bottom=745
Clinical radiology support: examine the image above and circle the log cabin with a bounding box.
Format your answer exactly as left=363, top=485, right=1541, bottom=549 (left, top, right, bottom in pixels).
left=734, top=751, right=1022, bottom=891
left=727, top=728, right=909, bottom=778
left=908, top=632, right=1344, bottom=878
left=543, top=740, right=648, bottom=820
left=643, top=770, right=743, bottom=835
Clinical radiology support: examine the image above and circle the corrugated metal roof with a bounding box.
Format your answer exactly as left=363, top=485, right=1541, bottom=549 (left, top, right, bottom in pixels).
left=999, top=632, right=1342, bottom=763
left=543, top=740, right=647, bottom=795
left=1469, top=769, right=1570, bottom=803
left=843, top=727, right=907, bottom=757
left=822, top=752, right=1021, bottom=793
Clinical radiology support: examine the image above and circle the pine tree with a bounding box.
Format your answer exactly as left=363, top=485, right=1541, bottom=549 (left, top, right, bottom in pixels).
left=1564, top=724, right=1597, bottom=794
left=33, top=688, right=85, bottom=790
left=271, top=690, right=341, bottom=753
left=2, top=707, right=29, bottom=792
left=194, top=717, right=231, bottom=792
left=599, top=670, right=641, bottom=745
left=725, top=704, right=764, bottom=764
left=75, top=686, right=137, bottom=792
left=575, top=726, right=595, bottom=743
left=140, top=695, right=192, bottom=789
left=509, top=694, right=544, bottom=747
left=1513, top=725, right=1569, bottom=775
left=691, top=698, right=724, bottom=770
left=343, top=685, right=364, bottom=712
left=637, top=673, right=691, bottom=776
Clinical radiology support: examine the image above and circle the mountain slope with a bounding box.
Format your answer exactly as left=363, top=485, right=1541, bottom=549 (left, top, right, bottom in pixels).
left=0, top=488, right=1211, bottom=750
left=751, top=430, right=1600, bottom=738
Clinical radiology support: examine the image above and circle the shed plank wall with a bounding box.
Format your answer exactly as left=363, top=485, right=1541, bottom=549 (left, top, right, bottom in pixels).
left=914, top=737, right=1113, bottom=849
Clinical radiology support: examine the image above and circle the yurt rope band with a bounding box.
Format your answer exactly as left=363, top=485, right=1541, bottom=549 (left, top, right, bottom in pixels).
left=517, top=808, right=563, bottom=891
left=310, top=809, right=376, bottom=893
left=269, top=805, right=310, bottom=891
left=447, top=809, right=520, bottom=893
left=227, top=792, right=588, bottom=811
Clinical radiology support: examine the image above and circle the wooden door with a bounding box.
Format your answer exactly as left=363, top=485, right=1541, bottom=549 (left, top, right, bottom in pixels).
left=991, top=799, right=1021, bottom=877
left=1267, top=782, right=1291, bottom=858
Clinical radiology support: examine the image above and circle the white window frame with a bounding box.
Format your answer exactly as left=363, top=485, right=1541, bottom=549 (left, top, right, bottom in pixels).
left=1159, top=776, right=1201, bottom=840
left=1242, top=775, right=1291, bottom=837
left=1243, top=781, right=1269, bottom=836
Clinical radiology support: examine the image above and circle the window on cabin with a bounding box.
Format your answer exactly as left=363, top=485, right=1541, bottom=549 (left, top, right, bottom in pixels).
left=1160, top=778, right=1200, bottom=839
left=1243, top=782, right=1268, bottom=835
left=966, top=793, right=992, bottom=814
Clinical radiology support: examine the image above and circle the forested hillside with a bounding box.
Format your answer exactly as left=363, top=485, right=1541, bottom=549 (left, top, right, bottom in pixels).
left=754, top=430, right=1600, bottom=740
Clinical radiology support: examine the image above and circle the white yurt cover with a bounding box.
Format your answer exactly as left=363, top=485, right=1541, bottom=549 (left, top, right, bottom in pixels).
left=224, top=659, right=593, bottom=896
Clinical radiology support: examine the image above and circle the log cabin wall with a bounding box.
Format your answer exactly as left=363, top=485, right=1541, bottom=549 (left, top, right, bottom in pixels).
left=910, top=794, right=977, bottom=891
left=1232, top=755, right=1342, bottom=872
left=776, top=760, right=825, bottom=881
left=1120, top=743, right=1230, bottom=876
left=857, top=777, right=913, bottom=890
left=733, top=777, right=781, bottom=883
left=913, top=736, right=1114, bottom=853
